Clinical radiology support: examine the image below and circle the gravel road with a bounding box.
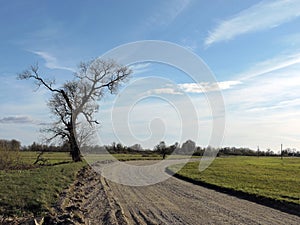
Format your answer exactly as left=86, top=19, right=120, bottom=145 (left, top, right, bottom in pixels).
left=95, top=160, right=300, bottom=225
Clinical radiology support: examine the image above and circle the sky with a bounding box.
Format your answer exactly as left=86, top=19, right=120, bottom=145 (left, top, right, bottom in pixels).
left=1, top=0, right=300, bottom=152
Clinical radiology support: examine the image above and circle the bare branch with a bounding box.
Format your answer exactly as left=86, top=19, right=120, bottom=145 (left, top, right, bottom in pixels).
left=18, top=64, right=60, bottom=93
left=19, top=58, right=132, bottom=162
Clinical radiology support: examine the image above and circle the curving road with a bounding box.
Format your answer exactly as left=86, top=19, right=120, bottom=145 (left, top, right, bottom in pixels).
left=93, top=160, right=299, bottom=225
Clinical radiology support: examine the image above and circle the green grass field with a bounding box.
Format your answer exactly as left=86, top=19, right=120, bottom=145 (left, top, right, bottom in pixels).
left=0, top=152, right=85, bottom=217
left=19, top=151, right=73, bottom=165
left=83, top=153, right=199, bottom=163
left=83, top=153, right=161, bottom=163
left=168, top=156, right=300, bottom=204
left=0, top=162, right=85, bottom=217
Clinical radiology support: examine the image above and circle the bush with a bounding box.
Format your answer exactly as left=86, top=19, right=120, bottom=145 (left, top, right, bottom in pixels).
left=0, top=139, right=21, bottom=170
left=0, top=147, right=21, bottom=170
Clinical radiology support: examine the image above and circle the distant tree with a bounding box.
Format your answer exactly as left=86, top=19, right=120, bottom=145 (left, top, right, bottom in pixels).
left=292, top=148, right=297, bottom=157
left=266, top=148, right=274, bottom=156
left=19, top=59, right=131, bottom=162
left=194, top=146, right=204, bottom=156
left=169, top=142, right=178, bottom=151
left=154, top=141, right=167, bottom=159
left=181, top=140, right=196, bottom=155
left=116, top=143, right=124, bottom=152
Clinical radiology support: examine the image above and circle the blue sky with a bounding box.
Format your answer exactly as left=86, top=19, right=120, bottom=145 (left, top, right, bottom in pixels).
left=1, top=0, right=300, bottom=152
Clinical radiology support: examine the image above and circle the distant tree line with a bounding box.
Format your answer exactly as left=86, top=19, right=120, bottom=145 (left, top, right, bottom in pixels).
left=280, top=148, right=300, bottom=157
left=21, top=141, right=70, bottom=152
left=1, top=138, right=300, bottom=157
left=85, top=142, right=153, bottom=155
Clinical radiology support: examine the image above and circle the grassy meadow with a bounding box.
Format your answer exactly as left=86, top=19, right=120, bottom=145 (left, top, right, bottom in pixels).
left=83, top=153, right=161, bottom=163
left=18, top=151, right=73, bottom=165
left=83, top=152, right=199, bottom=164
left=168, top=156, right=300, bottom=204
left=0, top=152, right=86, bottom=217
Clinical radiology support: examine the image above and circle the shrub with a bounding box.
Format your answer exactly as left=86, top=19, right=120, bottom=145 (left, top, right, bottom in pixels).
left=0, top=148, right=21, bottom=170
left=0, top=139, right=21, bottom=170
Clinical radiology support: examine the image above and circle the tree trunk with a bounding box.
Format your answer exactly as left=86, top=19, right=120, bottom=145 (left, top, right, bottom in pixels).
left=71, top=141, right=82, bottom=162
left=69, top=122, right=82, bottom=162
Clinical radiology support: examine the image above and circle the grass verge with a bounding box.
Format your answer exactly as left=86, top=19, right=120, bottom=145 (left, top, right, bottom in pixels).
left=168, top=157, right=300, bottom=215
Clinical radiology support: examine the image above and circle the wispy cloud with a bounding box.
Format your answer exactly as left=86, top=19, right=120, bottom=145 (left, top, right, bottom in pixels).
left=0, top=115, right=34, bottom=124
left=238, top=51, right=300, bottom=80
left=146, top=0, right=191, bottom=27
left=226, top=66, right=300, bottom=113
left=205, top=0, right=300, bottom=47
left=31, top=51, right=75, bottom=72
left=179, top=81, right=241, bottom=93
left=181, top=38, right=198, bottom=52
left=248, top=99, right=300, bottom=112
left=0, top=115, right=49, bottom=126
left=129, top=63, right=151, bottom=75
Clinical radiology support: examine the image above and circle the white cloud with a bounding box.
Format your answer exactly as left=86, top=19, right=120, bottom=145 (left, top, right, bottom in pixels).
left=129, top=63, right=151, bottom=75
left=205, top=0, right=300, bottom=47
left=31, top=51, right=75, bottom=72
left=0, top=115, right=50, bottom=126
left=147, top=88, right=183, bottom=95
left=179, top=81, right=241, bottom=93
left=0, top=115, right=34, bottom=124
left=137, top=80, right=241, bottom=96
left=218, top=81, right=242, bottom=90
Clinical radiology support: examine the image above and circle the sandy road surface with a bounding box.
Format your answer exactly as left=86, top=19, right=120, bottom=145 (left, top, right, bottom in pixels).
left=95, top=160, right=300, bottom=225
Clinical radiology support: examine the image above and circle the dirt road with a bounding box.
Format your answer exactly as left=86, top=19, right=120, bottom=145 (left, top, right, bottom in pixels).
left=5, top=160, right=298, bottom=225
left=96, top=160, right=299, bottom=225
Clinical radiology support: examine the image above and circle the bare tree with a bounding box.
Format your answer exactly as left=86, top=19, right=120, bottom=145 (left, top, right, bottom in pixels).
left=154, top=141, right=167, bottom=159
left=19, top=59, right=131, bottom=162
